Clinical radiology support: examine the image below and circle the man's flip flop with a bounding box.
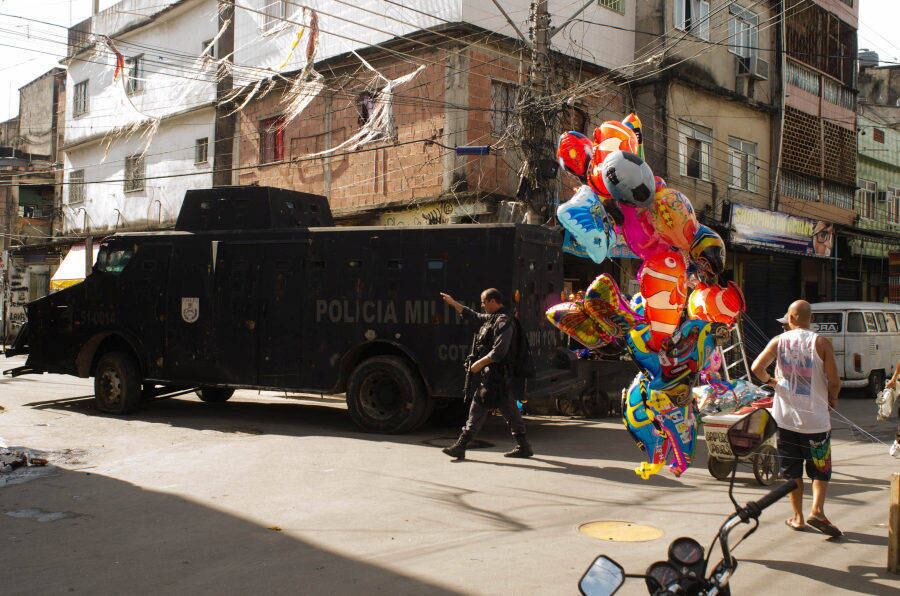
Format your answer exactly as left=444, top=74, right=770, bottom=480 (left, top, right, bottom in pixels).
left=785, top=519, right=805, bottom=531
left=807, top=517, right=842, bottom=538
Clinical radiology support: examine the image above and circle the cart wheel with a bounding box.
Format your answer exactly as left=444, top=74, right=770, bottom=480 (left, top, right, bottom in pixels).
left=752, top=445, right=780, bottom=486
left=707, top=456, right=732, bottom=481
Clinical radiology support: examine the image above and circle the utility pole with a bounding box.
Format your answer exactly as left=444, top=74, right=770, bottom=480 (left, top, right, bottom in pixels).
left=213, top=1, right=236, bottom=186
left=518, top=0, right=557, bottom=223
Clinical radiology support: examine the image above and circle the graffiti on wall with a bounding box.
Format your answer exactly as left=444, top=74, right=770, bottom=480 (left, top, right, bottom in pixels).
left=379, top=201, right=457, bottom=227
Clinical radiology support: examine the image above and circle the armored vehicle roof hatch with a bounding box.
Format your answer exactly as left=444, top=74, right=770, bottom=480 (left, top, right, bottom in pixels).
left=175, top=186, right=333, bottom=231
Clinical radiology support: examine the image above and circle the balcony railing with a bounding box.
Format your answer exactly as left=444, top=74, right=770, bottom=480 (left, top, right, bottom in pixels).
left=786, top=57, right=855, bottom=111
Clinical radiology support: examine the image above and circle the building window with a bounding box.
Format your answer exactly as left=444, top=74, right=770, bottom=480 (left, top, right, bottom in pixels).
left=678, top=121, right=712, bottom=181
left=69, top=169, right=85, bottom=204
left=598, top=0, right=624, bottom=14
left=491, top=80, right=516, bottom=136
left=124, top=154, right=146, bottom=193
left=728, top=6, right=758, bottom=59
left=728, top=137, right=757, bottom=191
left=262, top=0, right=287, bottom=33
left=873, top=128, right=885, bottom=143
left=891, top=187, right=900, bottom=224
left=356, top=91, right=376, bottom=126
left=856, top=179, right=876, bottom=219
left=125, top=55, right=143, bottom=95
left=259, top=116, right=285, bottom=164
left=674, top=0, right=710, bottom=41
left=822, top=182, right=854, bottom=210
left=195, top=137, right=209, bottom=164
left=201, top=39, right=215, bottom=59
left=73, top=80, right=88, bottom=116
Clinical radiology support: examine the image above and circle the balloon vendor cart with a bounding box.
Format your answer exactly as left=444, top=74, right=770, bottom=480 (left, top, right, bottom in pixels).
left=703, top=398, right=778, bottom=486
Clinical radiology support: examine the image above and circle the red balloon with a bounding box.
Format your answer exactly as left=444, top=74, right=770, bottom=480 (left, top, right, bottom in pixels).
left=557, top=131, right=593, bottom=181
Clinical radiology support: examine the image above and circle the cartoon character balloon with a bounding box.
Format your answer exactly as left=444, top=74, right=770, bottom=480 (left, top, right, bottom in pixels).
left=556, top=131, right=593, bottom=182
left=689, top=224, right=726, bottom=284
left=649, top=188, right=699, bottom=251
left=639, top=251, right=688, bottom=351
left=546, top=301, right=615, bottom=348
left=583, top=273, right=646, bottom=337
left=601, top=151, right=655, bottom=208
left=557, top=186, right=617, bottom=264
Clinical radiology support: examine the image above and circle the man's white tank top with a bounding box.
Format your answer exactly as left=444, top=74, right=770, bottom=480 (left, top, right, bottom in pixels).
left=773, top=328, right=831, bottom=433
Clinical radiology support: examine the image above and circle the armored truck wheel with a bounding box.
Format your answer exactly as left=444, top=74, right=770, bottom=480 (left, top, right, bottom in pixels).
left=346, top=356, right=432, bottom=433
left=196, top=387, right=235, bottom=403
left=94, top=351, right=142, bottom=414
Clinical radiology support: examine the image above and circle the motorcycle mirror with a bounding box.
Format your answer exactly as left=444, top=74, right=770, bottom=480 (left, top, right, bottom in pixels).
left=726, top=407, right=775, bottom=458
left=579, top=556, right=626, bottom=596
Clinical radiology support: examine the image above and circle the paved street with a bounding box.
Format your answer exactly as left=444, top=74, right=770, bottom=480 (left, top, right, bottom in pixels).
left=1, top=354, right=898, bottom=595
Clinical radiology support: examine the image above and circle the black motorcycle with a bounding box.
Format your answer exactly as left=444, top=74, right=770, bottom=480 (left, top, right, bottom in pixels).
left=579, top=408, right=796, bottom=595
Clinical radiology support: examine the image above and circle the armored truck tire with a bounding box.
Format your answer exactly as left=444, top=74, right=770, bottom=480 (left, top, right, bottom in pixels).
left=195, top=387, right=236, bottom=403
left=93, top=351, right=142, bottom=415
left=346, top=356, right=433, bottom=433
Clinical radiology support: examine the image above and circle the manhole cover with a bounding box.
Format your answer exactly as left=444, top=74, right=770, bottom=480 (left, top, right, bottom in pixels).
left=578, top=521, right=663, bottom=542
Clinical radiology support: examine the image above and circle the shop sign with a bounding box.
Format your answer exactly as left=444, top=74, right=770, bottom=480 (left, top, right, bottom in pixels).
left=729, top=204, right=833, bottom=258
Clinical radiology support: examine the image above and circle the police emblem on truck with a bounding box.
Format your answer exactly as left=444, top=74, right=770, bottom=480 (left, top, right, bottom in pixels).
left=181, top=297, right=199, bottom=323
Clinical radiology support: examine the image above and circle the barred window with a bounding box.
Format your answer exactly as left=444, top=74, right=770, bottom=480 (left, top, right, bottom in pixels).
left=195, top=137, right=209, bottom=164
left=598, top=0, right=624, bottom=14
left=491, top=81, right=516, bottom=136
left=678, top=121, right=712, bottom=181
left=262, top=0, right=287, bottom=33
left=728, top=137, right=757, bottom=191
left=125, top=55, right=143, bottom=95
left=73, top=81, right=88, bottom=116
left=124, top=154, right=146, bottom=193
left=69, top=169, right=85, bottom=204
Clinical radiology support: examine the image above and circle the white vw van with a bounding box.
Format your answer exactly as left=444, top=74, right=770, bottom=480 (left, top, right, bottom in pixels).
left=810, top=302, right=900, bottom=398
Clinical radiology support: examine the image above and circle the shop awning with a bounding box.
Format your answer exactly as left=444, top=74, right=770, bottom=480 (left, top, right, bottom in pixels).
left=50, top=244, right=99, bottom=291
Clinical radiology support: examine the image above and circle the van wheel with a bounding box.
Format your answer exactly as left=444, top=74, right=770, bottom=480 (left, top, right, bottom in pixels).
left=94, top=351, right=142, bottom=414
left=196, top=388, right=235, bottom=403
left=867, top=370, right=885, bottom=401
left=347, top=356, right=432, bottom=433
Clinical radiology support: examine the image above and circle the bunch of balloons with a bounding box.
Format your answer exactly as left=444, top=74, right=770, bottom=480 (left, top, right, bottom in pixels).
left=547, top=113, right=747, bottom=479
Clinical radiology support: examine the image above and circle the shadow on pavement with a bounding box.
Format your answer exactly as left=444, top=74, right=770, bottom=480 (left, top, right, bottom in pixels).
left=2, top=466, right=461, bottom=595
left=746, top=559, right=898, bottom=596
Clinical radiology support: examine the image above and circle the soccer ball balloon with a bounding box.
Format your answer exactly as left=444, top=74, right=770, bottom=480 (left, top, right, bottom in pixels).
left=601, top=150, right=655, bottom=208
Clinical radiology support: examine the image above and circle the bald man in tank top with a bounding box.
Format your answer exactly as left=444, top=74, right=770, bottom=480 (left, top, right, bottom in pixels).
left=752, top=300, right=843, bottom=538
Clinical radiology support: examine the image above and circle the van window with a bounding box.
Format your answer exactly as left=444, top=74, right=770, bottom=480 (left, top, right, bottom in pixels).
left=847, top=312, right=866, bottom=333
left=886, top=313, right=898, bottom=332
left=875, top=312, right=888, bottom=332
left=95, top=246, right=133, bottom=274
left=811, top=312, right=842, bottom=333
left=864, top=312, right=877, bottom=332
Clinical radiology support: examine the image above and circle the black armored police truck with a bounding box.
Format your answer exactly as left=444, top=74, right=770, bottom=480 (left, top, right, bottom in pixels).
left=6, top=186, right=589, bottom=433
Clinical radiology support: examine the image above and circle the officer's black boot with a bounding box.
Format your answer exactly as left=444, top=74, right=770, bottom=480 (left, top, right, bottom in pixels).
left=443, top=431, right=473, bottom=459
left=504, top=433, right=533, bottom=458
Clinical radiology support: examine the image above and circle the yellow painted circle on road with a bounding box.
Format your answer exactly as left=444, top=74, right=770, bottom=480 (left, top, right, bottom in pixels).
left=578, top=521, right=664, bottom=542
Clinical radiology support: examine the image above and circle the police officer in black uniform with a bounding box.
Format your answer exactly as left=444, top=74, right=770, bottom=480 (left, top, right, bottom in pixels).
left=439, top=289, right=533, bottom=460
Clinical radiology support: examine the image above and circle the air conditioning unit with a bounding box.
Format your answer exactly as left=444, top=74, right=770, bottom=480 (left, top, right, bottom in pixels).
left=737, top=56, right=769, bottom=80
left=749, top=56, right=769, bottom=80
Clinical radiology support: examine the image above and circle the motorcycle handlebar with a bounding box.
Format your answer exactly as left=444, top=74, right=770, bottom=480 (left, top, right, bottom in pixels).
left=745, top=480, right=797, bottom=517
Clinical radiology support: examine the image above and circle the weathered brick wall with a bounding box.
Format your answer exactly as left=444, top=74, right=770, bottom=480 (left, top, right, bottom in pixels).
left=237, top=49, right=447, bottom=216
